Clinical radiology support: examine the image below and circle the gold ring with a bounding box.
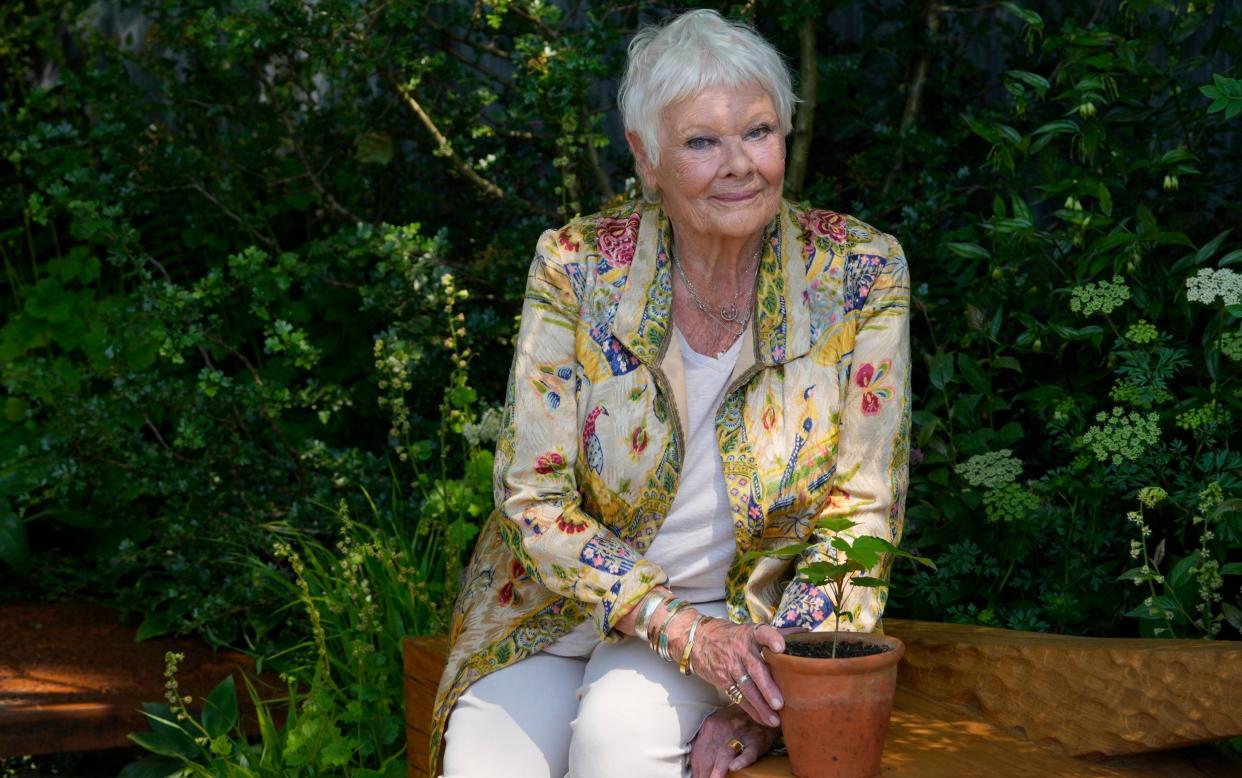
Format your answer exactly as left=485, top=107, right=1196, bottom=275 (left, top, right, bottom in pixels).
left=726, top=683, right=744, bottom=705
left=727, top=738, right=745, bottom=756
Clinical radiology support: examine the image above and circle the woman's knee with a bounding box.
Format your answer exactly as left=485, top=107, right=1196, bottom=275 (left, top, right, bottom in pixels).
left=442, top=653, right=583, bottom=778
left=568, top=660, right=720, bottom=778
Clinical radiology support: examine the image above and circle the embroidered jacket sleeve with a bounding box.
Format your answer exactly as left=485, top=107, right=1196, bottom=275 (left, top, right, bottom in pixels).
left=492, top=229, right=667, bottom=638
left=775, top=234, right=912, bottom=632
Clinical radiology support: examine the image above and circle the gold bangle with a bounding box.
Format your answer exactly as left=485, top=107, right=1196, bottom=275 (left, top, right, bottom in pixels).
left=679, top=614, right=710, bottom=676
left=633, top=591, right=664, bottom=642
left=648, top=598, right=688, bottom=653
left=656, top=604, right=692, bottom=661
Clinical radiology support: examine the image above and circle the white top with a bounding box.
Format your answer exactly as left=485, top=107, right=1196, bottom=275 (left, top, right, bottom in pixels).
left=545, top=326, right=742, bottom=656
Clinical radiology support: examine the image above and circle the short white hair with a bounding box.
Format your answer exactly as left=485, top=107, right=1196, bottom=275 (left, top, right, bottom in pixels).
left=618, top=9, right=795, bottom=197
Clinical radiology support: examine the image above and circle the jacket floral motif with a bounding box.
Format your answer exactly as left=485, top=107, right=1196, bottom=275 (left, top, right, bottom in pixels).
left=431, top=198, right=911, bottom=768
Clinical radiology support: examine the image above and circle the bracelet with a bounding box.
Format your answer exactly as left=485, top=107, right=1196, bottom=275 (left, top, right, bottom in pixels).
left=656, top=604, right=693, bottom=661
left=648, top=598, right=688, bottom=653
left=679, top=614, right=710, bottom=676
left=633, top=591, right=664, bottom=642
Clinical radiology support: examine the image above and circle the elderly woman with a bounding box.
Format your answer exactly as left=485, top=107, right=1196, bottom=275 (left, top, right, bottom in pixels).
left=434, top=9, right=910, bottom=778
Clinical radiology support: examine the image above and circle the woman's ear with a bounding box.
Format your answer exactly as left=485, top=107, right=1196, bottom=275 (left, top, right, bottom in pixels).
left=625, top=130, right=657, bottom=196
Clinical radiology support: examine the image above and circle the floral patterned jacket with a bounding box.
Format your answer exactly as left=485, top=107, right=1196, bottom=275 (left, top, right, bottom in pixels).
left=431, top=198, right=911, bottom=768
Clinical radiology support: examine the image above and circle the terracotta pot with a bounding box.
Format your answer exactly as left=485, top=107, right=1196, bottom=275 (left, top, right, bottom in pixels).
left=764, top=631, right=905, bottom=778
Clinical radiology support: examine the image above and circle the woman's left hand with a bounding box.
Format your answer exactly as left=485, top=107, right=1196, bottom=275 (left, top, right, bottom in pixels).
left=689, top=705, right=778, bottom=778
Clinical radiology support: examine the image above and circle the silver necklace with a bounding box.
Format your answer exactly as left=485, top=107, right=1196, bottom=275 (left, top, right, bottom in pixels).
left=671, top=240, right=761, bottom=336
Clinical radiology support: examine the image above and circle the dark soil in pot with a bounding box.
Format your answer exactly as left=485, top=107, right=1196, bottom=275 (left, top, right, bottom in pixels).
left=784, top=640, right=893, bottom=659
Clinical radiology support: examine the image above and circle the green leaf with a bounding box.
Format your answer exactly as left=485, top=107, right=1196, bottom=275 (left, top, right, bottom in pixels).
left=1168, top=552, right=1201, bottom=591
left=958, top=354, right=990, bottom=394
left=202, top=674, right=238, bottom=739
left=117, top=756, right=187, bottom=778
left=890, top=549, right=937, bottom=569
left=1001, top=1, right=1043, bottom=28
left=742, top=543, right=810, bottom=562
left=0, top=503, right=31, bottom=574
left=1190, top=228, right=1233, bottom=267
left=945, top=242, right=991, bottom=260
left=1032, top=119, right=1078, bottom=136
left=1220, top=562, right=1242, bottom=576
left=929, top=351, right=955, bottom=391
left=128, top=730, right=198, bottom=760
left=842, top=535, right=897, bottom=568
left=1218, top=250, right=1242, bottom=267
left=814, top=517, right=858, bottom=534
left=851, top=576, right=890, bottom=588
left=1005, top=70, right=1049, bottom=91
left=799, top=561, right=854, bottom=583
left=1125, top=595, right=1180, bottom=621
left=1096, top=182, right=1113, bottom=217
left=135, top=610, right=173, bottom=642
left=1223, top=602, right=1242, bottom=633
left=355, top=131, right=394, bottom=165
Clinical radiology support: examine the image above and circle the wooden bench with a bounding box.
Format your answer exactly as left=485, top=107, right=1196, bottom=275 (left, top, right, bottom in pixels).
left=0, top=602, right=266, bottom=758
left=404, top=621, right=1242, bottom=777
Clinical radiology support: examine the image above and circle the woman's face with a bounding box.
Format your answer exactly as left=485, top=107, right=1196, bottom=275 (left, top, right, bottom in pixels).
left=631, top=82, right=785, bottom=243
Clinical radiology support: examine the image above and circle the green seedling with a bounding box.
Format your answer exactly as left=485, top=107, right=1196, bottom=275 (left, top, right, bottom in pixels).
left=745, top=517, right=936, bottom=658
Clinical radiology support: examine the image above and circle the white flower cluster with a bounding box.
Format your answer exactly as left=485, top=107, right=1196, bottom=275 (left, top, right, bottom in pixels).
left=1069, top=276, right=1131, bottom=316
left=954, top=449, right=1023, bottom=488
left=1186, top=268, right=1242, bottom=306
left=463, top=406, right=504, bottom=447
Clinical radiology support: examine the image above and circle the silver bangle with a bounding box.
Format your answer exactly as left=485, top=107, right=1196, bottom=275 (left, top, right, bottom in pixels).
left=634, top=591, right=664, bottom=642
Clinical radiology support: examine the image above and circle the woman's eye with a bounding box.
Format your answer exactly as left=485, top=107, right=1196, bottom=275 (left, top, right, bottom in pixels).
left=686, top=136, right=714, bottom=150
left=746, top=124, right=773, bottom=140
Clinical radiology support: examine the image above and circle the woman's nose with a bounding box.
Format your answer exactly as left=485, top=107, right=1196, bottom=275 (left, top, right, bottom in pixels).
left=720, top=135, right=756, bottom=178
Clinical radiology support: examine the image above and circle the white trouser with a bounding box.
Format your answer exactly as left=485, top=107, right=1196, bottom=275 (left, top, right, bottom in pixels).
left=442, top=602, right=728, bottom=778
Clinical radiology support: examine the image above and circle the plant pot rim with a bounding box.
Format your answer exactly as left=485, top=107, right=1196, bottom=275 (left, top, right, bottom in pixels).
left=764, top=631, right=905, bottom=675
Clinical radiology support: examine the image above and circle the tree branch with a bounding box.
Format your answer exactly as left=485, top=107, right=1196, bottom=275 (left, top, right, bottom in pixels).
left=385, top=71, right=557, bottom=219
left=786, top=15, right=819, bottom=196
left=582, top=106, right=615, bottom=200
left=256, top=68, right=365, bottom=224
left=883, top=2, right=941, bottom=199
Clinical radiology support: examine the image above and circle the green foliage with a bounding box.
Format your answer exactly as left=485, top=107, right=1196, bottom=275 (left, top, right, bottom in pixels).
left=1200, top=74, right=1242, bottom=120
left=893, top=0, right=1242, bottom=639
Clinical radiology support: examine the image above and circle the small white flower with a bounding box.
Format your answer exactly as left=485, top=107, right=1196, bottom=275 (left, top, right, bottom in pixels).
left=1186, top=268, right=1242, bottom=306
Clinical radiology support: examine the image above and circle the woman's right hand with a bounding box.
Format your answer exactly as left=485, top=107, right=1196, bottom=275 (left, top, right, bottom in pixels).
left=669, top=613, right=801, bottom=728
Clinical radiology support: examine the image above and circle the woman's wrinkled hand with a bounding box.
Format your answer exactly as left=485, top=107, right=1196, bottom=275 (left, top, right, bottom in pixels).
left=689, top=705, right=778, bottom=778
left=682, top=618, right=804, bottom=728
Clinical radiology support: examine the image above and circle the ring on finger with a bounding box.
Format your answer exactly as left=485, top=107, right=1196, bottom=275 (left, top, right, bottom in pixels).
left=725, top=683, right=744, bottom=705
left=736, top=672, right=752, bottom=687
left=727, top=738, right=745, bottom=756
